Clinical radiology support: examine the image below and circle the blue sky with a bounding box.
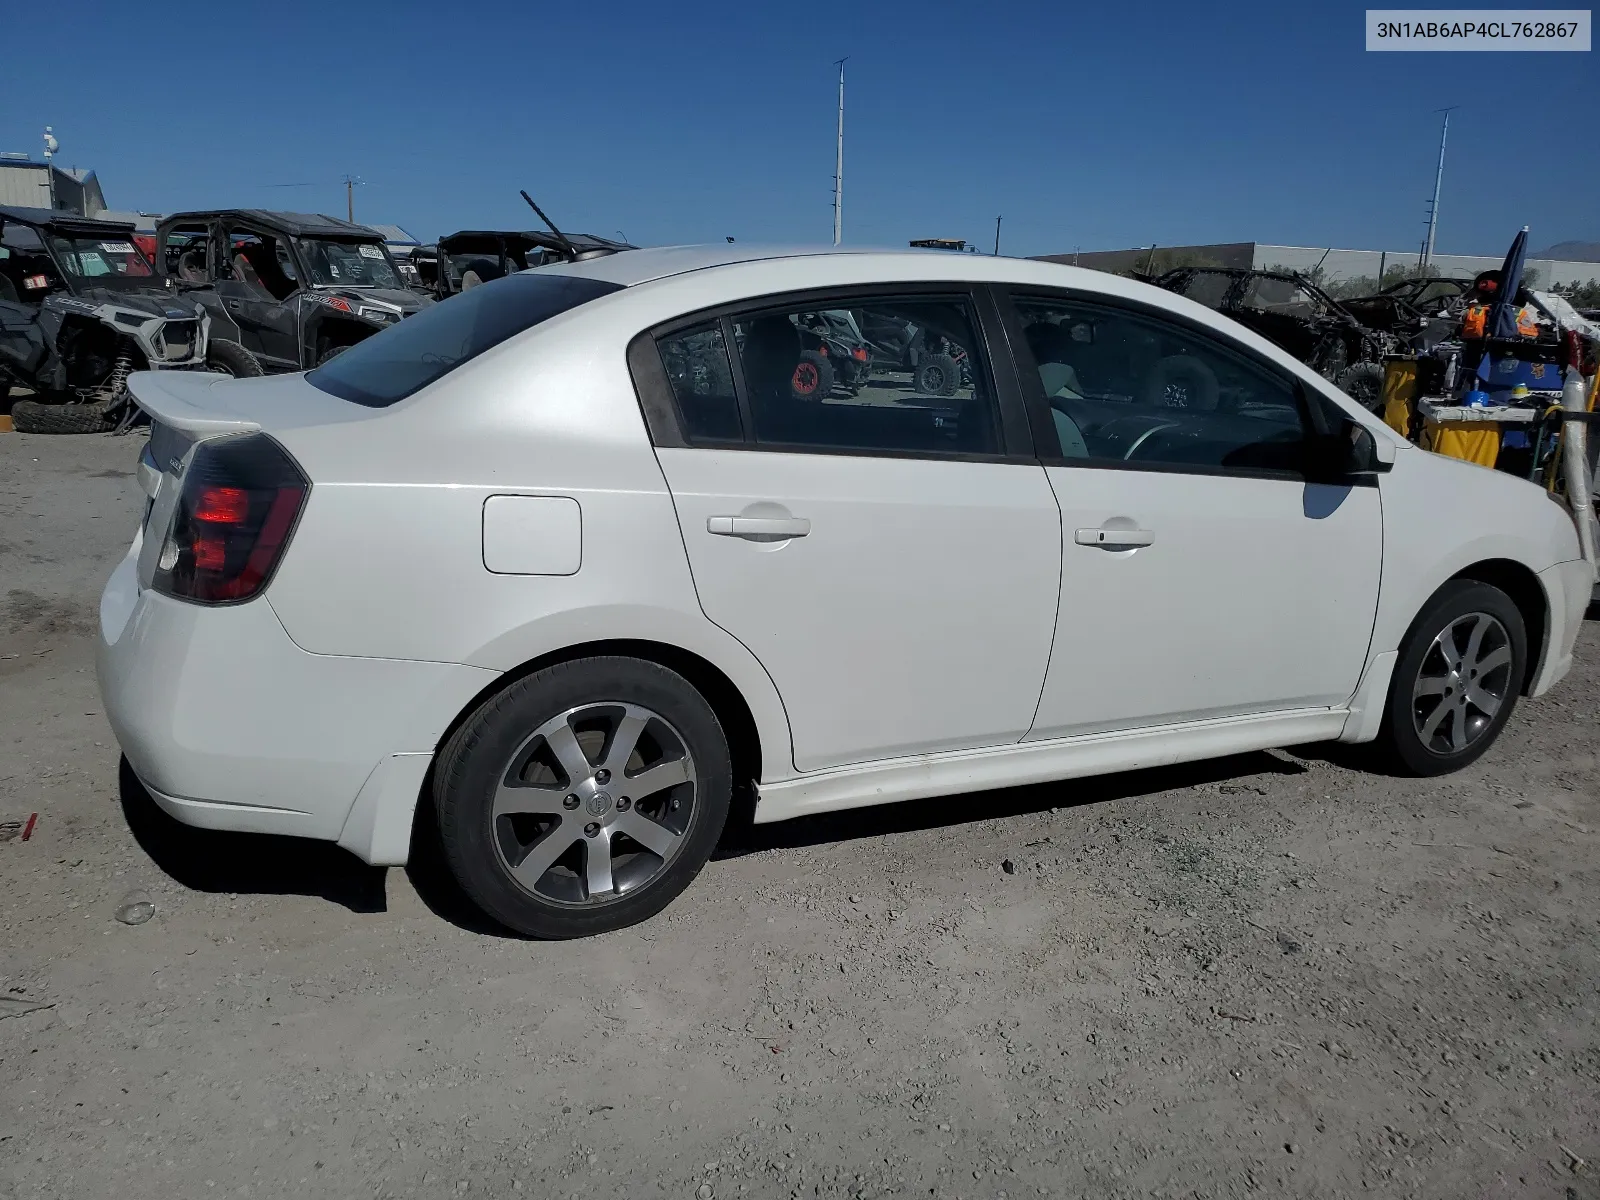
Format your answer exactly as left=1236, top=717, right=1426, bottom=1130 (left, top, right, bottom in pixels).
left=3, top=0, right=1593, bottom=256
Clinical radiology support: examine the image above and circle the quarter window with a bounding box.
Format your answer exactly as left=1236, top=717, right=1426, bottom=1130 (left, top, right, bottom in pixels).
left=1014, top=296, right=1309, bottom=474
left=657, top=322, right=741, bottom=442
left=729, top=295, right=998, bottom=456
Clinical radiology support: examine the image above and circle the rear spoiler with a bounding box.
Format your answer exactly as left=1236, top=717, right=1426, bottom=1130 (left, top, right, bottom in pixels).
left=126, top=370, right=261, bottom=437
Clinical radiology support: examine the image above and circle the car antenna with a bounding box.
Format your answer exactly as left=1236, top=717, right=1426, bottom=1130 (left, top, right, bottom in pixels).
left=520, top=190, right=580, bottom=262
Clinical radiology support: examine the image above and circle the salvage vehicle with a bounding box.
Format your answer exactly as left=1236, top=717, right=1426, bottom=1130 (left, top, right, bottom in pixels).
left=433, top=229, right=633, bottom=297
left=156, top=210, right=429, bottom=372
left=1152, top=267, right=1393, bottom=410
left=0, top=206, right=259, bottom=433
left=1339, top=275, right=1473, bottom=348
left=100, top=248, right=1589, bottom=938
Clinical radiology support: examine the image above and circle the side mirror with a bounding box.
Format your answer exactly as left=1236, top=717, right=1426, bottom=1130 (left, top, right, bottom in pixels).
left=1310, top=419, right=1391, bottom=480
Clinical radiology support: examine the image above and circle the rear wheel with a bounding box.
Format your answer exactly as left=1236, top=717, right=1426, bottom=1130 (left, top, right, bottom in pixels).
left=1336, top=361, right=1386, bottom=413
left=790, top=350, right=833, bottom=402
left=10, top=398, right=116, bottom=434
left=316, top=344, right=348, bottom=367
left=205, top=338, right=263, bottom=378
left=1380, top=580, right=1525, bottom=776
left=435, top=657, right=732, bottom=938
left=914, top=353, right=959, bottom=397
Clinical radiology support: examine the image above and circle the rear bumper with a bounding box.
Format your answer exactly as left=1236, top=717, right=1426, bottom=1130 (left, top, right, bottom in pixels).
left=1530, top=558, right=1593, bottom=698
left=96, top=536, right=496, bottom=860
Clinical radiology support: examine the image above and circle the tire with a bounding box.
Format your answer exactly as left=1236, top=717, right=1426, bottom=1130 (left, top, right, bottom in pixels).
left=1336, top=361, right=1386, bottom=413
left=1142, top=354, right=1219, bottom=411
left=914, top=353, right=960, bottom=397
left=1379, top=580, right=1526, bottom=776
left=10, top=398, right=116, bottom=434
left=316, top=345, right=349, bottom=367
left=790, top=350, right=833, bottom=402
left=435, top=656, right=732, bottom=938
left=205, top=338, right=263, bottom=378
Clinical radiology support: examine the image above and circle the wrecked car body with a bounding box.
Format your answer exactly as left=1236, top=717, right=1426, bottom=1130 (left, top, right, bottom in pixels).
left=432, top=230, right=633, bottom=298
left=1151, top=267, right=1396, bottom=410
left=0, top=206, right=259, bottom=432
left=157, top=209, right=431, bottom=372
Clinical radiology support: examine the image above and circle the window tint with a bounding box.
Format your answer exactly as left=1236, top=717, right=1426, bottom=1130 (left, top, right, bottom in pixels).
left=657, top=322, right=741, bottom=441
left=729, top=295, right=997, bottom=456
left=308, top=272, right=622, bottom=408
left=1015, top=296, right=1308, bottom=474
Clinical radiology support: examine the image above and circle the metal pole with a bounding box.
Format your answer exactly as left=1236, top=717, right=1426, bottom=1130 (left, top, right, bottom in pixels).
left=347, top=177, right=354, bottom=223
left=993, top=216, right=1001, bottom=256
left=1423, top=107, right=1456, bottom=271
left=832, top=59, right=847, bottom=246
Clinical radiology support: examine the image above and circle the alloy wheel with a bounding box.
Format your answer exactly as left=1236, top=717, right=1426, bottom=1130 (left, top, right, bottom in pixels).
left=491, top=702, right=696, bottom=906
left=1411, top=612, right=1513, bottom=755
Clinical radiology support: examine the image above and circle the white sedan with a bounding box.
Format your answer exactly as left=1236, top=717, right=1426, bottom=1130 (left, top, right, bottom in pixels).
left=98, top=246, right=1592, bottom=937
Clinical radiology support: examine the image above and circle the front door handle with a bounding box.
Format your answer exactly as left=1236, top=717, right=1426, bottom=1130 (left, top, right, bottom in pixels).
left=707, top=515, right=811, bottom=540
left=226, top=299, right=242, bottom=309
left=1075, top=527, right=1154, bottom=549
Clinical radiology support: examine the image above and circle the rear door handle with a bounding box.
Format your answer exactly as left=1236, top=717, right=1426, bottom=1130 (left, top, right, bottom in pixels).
left=1075, top=527, right=1154, bottom=549
left=707, top=515, right=811, bottom=540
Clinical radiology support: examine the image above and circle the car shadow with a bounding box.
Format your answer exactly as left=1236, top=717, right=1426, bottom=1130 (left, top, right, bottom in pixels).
left=118, top=756, right=389, bottom=914
left=713, top=748, right=1309, bottom=860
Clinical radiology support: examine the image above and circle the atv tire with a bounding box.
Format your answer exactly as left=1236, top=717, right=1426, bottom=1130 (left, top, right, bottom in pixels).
left=1336, top=361, right=1387, bottom=413
left=11, top=398, right=117, bottom=435
left=316, top=345, right=349, bottom=367
left=914, top=353, right=960, bottom=397
left=790, top=351, right=833, bottom=402
left=205, top=339, right=264, bottom=378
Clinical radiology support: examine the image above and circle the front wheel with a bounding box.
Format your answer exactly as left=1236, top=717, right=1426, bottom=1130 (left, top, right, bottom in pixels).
left=1336, top=361, right=1386, bottom=413
left=1380, top=580, right=1526, bottom=776
left=205, top=338, right=263, bottom=378
left=435, top=657, right=732, bottom=938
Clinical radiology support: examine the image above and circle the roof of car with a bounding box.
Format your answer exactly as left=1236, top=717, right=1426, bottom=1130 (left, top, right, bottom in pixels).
left=542, top=244, right=952, bottom=287
left=157, top=210, right=385, bottom=238
left=0, top=204, right=137, bottom=232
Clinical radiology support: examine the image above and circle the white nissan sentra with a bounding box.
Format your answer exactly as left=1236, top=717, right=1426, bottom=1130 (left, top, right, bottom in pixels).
left=98, top=246, right=1591, bottom=937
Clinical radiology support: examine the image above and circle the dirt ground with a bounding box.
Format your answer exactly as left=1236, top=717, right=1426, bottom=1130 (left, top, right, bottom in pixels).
left=1, top=429, right=1597, bottom=1200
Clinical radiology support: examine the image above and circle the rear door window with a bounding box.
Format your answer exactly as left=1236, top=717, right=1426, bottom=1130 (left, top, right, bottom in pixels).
left=308, top=272, right=623, bottom=407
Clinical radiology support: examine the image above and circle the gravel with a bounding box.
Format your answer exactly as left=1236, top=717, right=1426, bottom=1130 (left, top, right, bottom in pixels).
left=2, top=430, right=1597, bottom=1198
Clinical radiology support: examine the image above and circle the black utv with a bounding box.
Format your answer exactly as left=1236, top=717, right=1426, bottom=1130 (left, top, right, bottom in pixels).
left=0, top=207, right=260, bottom=433
left=432, top=229, right=632, bottom=298
left=156, top=210, right=431, bottom=372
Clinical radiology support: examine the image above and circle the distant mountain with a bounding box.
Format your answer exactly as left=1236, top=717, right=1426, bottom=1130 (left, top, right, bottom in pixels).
left=1533, top=241, right=1600, bottom=262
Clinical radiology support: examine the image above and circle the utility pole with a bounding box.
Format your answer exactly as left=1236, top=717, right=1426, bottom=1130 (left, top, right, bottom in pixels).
left=1422, top=106, right=1457, bottom=272
left=832, top=58, right=847, bottom=246
left=340, top=174, right=364, bottom=223
left=42, top=127, right=58, bottom=210
left=993, top=215, right=1002, bottom=256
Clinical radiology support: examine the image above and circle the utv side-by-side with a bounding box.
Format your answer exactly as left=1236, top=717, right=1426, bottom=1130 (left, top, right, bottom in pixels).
left=156, top=210, right=431, bottom=373
left=432, top=230, right=633, bottom=299
left=1150, top=267, right=1397, bottom=410
left=0, top=206, right=260, bottom=432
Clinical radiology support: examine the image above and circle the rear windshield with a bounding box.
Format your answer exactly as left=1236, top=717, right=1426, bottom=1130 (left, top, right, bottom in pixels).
left=308, top=272, right=623, bottom=407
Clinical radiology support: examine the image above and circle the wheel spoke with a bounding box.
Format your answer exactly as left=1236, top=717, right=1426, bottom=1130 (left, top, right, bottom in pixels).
left=510, top=821, right=576, bottom=891
left=623, top=757, right=691, bottom=801
left=493, top=782, right=570, bottom=819
left=584, top=834, right=615, bottom=898
left=1413, top=675, right=1449, bottom=698
left=1449, top=704, right=1470, bottom=751
left=603, top=709, right=650, bottom=775
left=1419, top=700, right=1451, bottom=744
left=615, top=810, right=680, bottom=858
left=1475, top=645, right=1511, bottom=676
left=1434, top=629, right=1462, bottom=669
left=1466, top=684, right=1500, bottom=715
left=541, top=718, right=594, bottom=786
left=1463, top=614, right=1491, bottom=665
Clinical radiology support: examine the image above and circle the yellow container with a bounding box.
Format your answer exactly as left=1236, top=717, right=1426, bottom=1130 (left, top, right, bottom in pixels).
left=1380, top=359, right=1418, bottom=437
left=1421, top=419, right=1500, bottom=467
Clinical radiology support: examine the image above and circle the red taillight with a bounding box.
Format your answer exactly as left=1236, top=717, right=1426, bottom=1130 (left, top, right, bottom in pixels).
left=152, top=433, right=309, bottom=606
left=193, top=486, right=249, bottom=523
left=852, top=347, right=868, bottom=362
